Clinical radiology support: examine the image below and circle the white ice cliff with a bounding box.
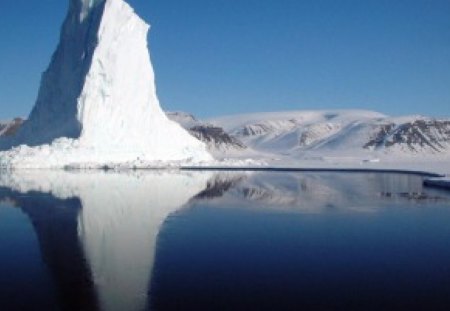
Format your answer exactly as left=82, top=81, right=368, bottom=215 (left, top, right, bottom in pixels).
left=0, top=0, right=212, bottom=168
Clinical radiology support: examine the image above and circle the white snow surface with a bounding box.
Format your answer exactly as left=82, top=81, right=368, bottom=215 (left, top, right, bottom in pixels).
left=209, top=110, right=386, bottom=154
left=210, top=109, right=386, bottom=133
left=0, top=0, right=212, bottom=168
left=208, top=110, right=450, bottom=155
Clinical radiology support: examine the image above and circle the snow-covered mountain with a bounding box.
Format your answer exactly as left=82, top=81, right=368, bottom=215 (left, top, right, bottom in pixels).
left=166, top=111, right=201, bottom=129
left=0, top=0, right=211, bottom=168
left=208, top=110, right=450, bottom=158
left=363, top=118, right=450, bottom=153
left=210, top=110, right=383, bottom=154
left=167, top=111, right=246, bottom=155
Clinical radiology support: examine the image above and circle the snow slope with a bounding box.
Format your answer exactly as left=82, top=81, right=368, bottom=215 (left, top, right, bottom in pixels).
left=166, top=111, right=201, bottom=129
left=209, top=110, right=385, bottom=154
left=209, top=110, right=450, bottom=159
left=0, top=0, right=211, bottom=168
left=167, top=111, right=247, bottom=156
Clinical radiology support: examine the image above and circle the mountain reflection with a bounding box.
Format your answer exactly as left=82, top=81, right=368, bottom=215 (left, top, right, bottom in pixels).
left=189, top=171, right=449, bottom=212
left=0, top=170, right=449, bottom=311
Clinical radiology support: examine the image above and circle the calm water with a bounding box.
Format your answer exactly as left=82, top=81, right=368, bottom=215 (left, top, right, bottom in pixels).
left=1, top=170, right=450, bottom=311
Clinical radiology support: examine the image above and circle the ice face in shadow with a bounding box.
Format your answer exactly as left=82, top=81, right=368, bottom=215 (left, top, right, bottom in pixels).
left=0, top=170, right=212, bottom=311
left=79, top=0, right=105, bottom=21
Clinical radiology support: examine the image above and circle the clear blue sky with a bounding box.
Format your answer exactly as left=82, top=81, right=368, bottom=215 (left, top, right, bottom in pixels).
left=0, top=0, right=449, bottom=120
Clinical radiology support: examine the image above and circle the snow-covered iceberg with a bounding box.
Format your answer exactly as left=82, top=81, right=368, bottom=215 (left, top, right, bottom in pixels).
left=0, top=0, right=212, bottom=168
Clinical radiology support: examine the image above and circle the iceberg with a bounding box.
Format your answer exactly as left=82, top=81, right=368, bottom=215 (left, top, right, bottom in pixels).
left=0, top=0, right=212, bottom=168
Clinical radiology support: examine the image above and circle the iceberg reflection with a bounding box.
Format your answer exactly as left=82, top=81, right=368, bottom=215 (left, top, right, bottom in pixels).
left=0, top=170, right=212, bottom=311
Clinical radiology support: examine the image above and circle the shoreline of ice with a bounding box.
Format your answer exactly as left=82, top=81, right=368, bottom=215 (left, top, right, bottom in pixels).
left=1, top=155, right=448, bottom=179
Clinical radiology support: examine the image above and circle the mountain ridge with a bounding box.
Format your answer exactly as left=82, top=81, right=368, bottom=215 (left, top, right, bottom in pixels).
left=4, top=109, right=450, bottom=161
left=208, top=110, right=450, bottom=157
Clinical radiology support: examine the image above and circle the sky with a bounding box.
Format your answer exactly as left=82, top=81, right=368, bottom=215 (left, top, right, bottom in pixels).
left=0, top=0, right=449, bottom=120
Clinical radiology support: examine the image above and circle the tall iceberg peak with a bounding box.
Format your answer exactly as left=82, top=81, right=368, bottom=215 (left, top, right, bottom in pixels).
left=0, top=0, right=212, bottom=168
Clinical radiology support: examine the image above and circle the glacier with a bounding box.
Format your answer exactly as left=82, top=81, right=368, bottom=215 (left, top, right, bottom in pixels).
left=0, top=0, right=212, bottom=168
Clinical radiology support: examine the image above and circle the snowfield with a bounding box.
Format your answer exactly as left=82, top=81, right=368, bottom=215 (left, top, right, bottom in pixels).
left=205, top=110, right=450, bottom=175
left=208, top=110, right=450, bottom=156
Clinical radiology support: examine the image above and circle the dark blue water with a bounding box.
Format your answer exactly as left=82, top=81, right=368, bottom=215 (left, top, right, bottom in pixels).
left=0, top=171, right=450, bottom=311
